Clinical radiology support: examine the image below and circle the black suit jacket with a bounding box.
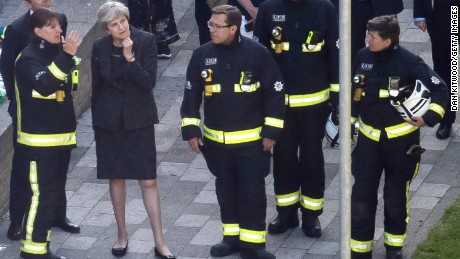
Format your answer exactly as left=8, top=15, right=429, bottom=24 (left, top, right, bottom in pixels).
left=91, top=27, right=159, bottom=131
left=330, top=0, right=403, bottom=15
left=0, top=11, right=67, bottom=116
left=414, top=0, right=459, bottom=30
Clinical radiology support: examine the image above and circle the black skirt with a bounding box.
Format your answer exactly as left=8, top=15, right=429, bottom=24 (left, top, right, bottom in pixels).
left=94, top=126, right=157, bottom=180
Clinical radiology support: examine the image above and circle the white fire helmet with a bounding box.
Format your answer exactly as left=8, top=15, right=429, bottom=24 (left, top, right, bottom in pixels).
left=325, top=111, right=359, bottom=148
left=390, top=79, right=431, bottom=122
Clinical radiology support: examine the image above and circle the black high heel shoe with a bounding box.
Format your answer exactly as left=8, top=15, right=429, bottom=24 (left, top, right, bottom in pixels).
left=112, top=240, right=128, bottom=257
left=154, top=247, right=176, bottom=259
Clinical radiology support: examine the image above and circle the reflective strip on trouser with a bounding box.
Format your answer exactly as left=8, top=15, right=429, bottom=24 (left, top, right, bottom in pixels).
left=25, top=161, right=39, bottom=241
left=405, top=163, right=419, bottom=224
left=181, top=117, right=200, bottom=127
left=203, top=125, right=262, bottom=144
left=384, top=232, right=406, bottom=247
left=275, top=191, right=299, bottom=207
left=21, top=161, right=48, bottom=255
left=300, top=195, right=324, bottom=211
left=429, top=103, right=446, bottom=117
left=223, top=223, right=240, bottom=236
left=273, top=107, right=329, bottom=215
left=285, top=89, right=330, bottom=107
left=47, top=62, right=68, bottom=80
left=265, top=117, right=284, bottom=128
left=351, top=239, right=373, bottom=253
left=240, top=229, right=266, bottom=244
left=385, top=122, right=418, bottom=139
left=202, top=144, right=269, bottom=249
left=21, top=240, right=47, bottom=255
left=18, top=131, right=77, bottom=147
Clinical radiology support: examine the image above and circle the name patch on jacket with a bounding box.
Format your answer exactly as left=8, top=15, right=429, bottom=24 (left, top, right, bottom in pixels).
left=272, top=15, right=285, bottom=22
left=35, top=71, right=46, bottom=80
left=361, top=63, right=373, bottom=70
left=205, top=58, right=217, bottom=66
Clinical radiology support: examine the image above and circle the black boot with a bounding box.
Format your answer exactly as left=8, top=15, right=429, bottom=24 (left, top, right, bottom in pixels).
left=267, top=211, right=299, bottom=234
left=210, top=238, right=239, bottom=257
left=240, top=248, right=275, bottom=259
left=45, top=252, right=67, bottom=259
left=301, top=214, right=321, bottom=237
left=436, top=122, right=452, bottom=140
left=7, top=222, right=23, bottom=241
left=351, top=251, right=372, bottom=259
left=386, top=248, right=403, bottom=259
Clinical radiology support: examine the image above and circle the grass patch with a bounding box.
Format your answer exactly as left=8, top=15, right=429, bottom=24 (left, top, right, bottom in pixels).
left=413, top=196, right=460, bottom=258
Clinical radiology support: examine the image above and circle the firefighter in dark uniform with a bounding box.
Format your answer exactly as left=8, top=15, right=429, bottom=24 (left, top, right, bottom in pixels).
left=414, top=0, right=459, bottom=139
left=0, top=0, right=80, bottom=241
left=253, top=0, right=339, bottom=237
left=14, top=9, right=81, bottom=259
left=330, top=0, right=403, bottom=59
left=350, top=16, right=448, bottom=259
left=180, top=5, right=284, bottom=259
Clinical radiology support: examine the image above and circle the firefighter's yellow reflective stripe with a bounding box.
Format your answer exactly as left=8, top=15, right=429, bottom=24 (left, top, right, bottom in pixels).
left=240, top=229, right=266, bottom=243
left=384, top=232, right=406, bottom=247
left=285, top=94, right=289, bottom=105
left=270, top=41, right=289, bottom=51
left=234, top=82, right=260, bottom=92
left=287, top=89, right=330, bottom=107
left=25, top=161, right=39, bottom=241
left=300, top=195, right=324, bottom=211
left=203, top=125, right=262, bottom=144
left=47, top=62, right=68, bottom=80
left=265, top=117, right=284, bottom=128
left=1, top=26, right=6, bottom=39
left=21, top=240, right=47, bottom=255
left=412, top=162, right=420, bottom=180
left=275, top=191, right=299, bottom=206
left=32, top=90, right=56, bottom=99
left=351, top=239, right=373, bottom=253
left=301, top=40, right=325, bottom=52
left=18, top=131, right=77, bottom=147
left=330, top=84, right=339, bottom=93
left=72, top=56, right=81, bottom=66
left=379, top=89, right=389, bottom=98
left=223, top=224, right=240, bottom=236
left=429, top=103, right=445, bottom=117
left=405, top=180, right=411, bottom=224
left=351, top=117, right=358, bottom=124
left=225, top=127, right=262, bottom=144
left=359, top=119, right=381, bottom=142
left=206, top=84, right=221, bottom=92
left=362, top=90, right=389, bottom=98
left=385, top=122, right=418, bottom=139
left=181, top=118, right=200, bottom=127
left=47, top=230, right=51, bottom=242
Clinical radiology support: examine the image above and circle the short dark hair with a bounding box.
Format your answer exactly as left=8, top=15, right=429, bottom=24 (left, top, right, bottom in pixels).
left=367, top=15, right=400, bottom=46
left=211, top=5, right=242, bottom=30
left=29, top=8, right=62, bottom=32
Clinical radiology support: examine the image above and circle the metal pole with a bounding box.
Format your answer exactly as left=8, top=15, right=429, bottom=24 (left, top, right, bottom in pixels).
left=339, top=0, right=352, bottom=258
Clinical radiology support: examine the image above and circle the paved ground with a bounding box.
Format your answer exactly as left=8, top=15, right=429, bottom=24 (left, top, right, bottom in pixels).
left=1, top=1, right=460, bottom=258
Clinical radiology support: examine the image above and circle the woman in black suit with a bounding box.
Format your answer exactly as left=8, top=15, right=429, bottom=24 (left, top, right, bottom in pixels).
left=92, top=1, right=174, bottom=258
